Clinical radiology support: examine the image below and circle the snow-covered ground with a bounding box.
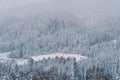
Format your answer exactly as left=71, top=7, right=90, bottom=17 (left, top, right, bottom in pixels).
left=15, top=59, right=28, bottom=65
left=0, top=52, right=87, bottom=65
left=0, top=52, right=28, bottom=65
left=31, top=53, right=87, bottom=62
left=112, top=39, right=118, bottom=44
left=0, top=52, right=10, bottom=59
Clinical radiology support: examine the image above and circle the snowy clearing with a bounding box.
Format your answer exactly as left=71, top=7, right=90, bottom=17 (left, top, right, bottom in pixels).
left=0, top=52, right=10, bottom=59
left=31, top=53, right=87, bottom=62
left=0, top=52, right=87, bottom=65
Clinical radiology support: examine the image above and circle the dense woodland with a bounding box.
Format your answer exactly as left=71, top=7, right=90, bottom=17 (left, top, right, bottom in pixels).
left=0, top=12, right=120, bottom=80
left=0, top=57, right=115, bottom=80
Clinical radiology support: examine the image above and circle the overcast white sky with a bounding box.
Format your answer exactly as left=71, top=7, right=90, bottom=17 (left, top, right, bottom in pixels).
left=0, top=0, right=120, bottom=16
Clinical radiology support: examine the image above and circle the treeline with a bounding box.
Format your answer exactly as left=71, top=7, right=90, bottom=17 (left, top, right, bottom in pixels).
left=0, top=56, right=119, bottom=80
left=0, top=14, right=120, bottom=80
left=0, top=15, right=120, bottom=57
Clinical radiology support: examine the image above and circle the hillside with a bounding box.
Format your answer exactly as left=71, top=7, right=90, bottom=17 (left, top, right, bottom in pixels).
left=0, top=0, right=120, bottom=80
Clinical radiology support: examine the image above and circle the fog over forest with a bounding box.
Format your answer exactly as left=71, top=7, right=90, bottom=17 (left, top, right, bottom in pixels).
left=0, top=0, right=120, bottom=80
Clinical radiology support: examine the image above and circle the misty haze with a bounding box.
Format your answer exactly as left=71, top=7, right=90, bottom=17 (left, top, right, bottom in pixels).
left=0, top=0, right=120, bottom=80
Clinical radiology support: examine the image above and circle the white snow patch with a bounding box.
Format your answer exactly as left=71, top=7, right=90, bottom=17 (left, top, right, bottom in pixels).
left=112, top=40, right=117, bottom=44
left=0, top=52, right=27, bottom=65
left=0, top=52, right=10, bottom=59
left=15, top=59, right=28, bottom=65
left=31, top=53, right=87, bottom=62
left=0, top=52, right=87, bottom=65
